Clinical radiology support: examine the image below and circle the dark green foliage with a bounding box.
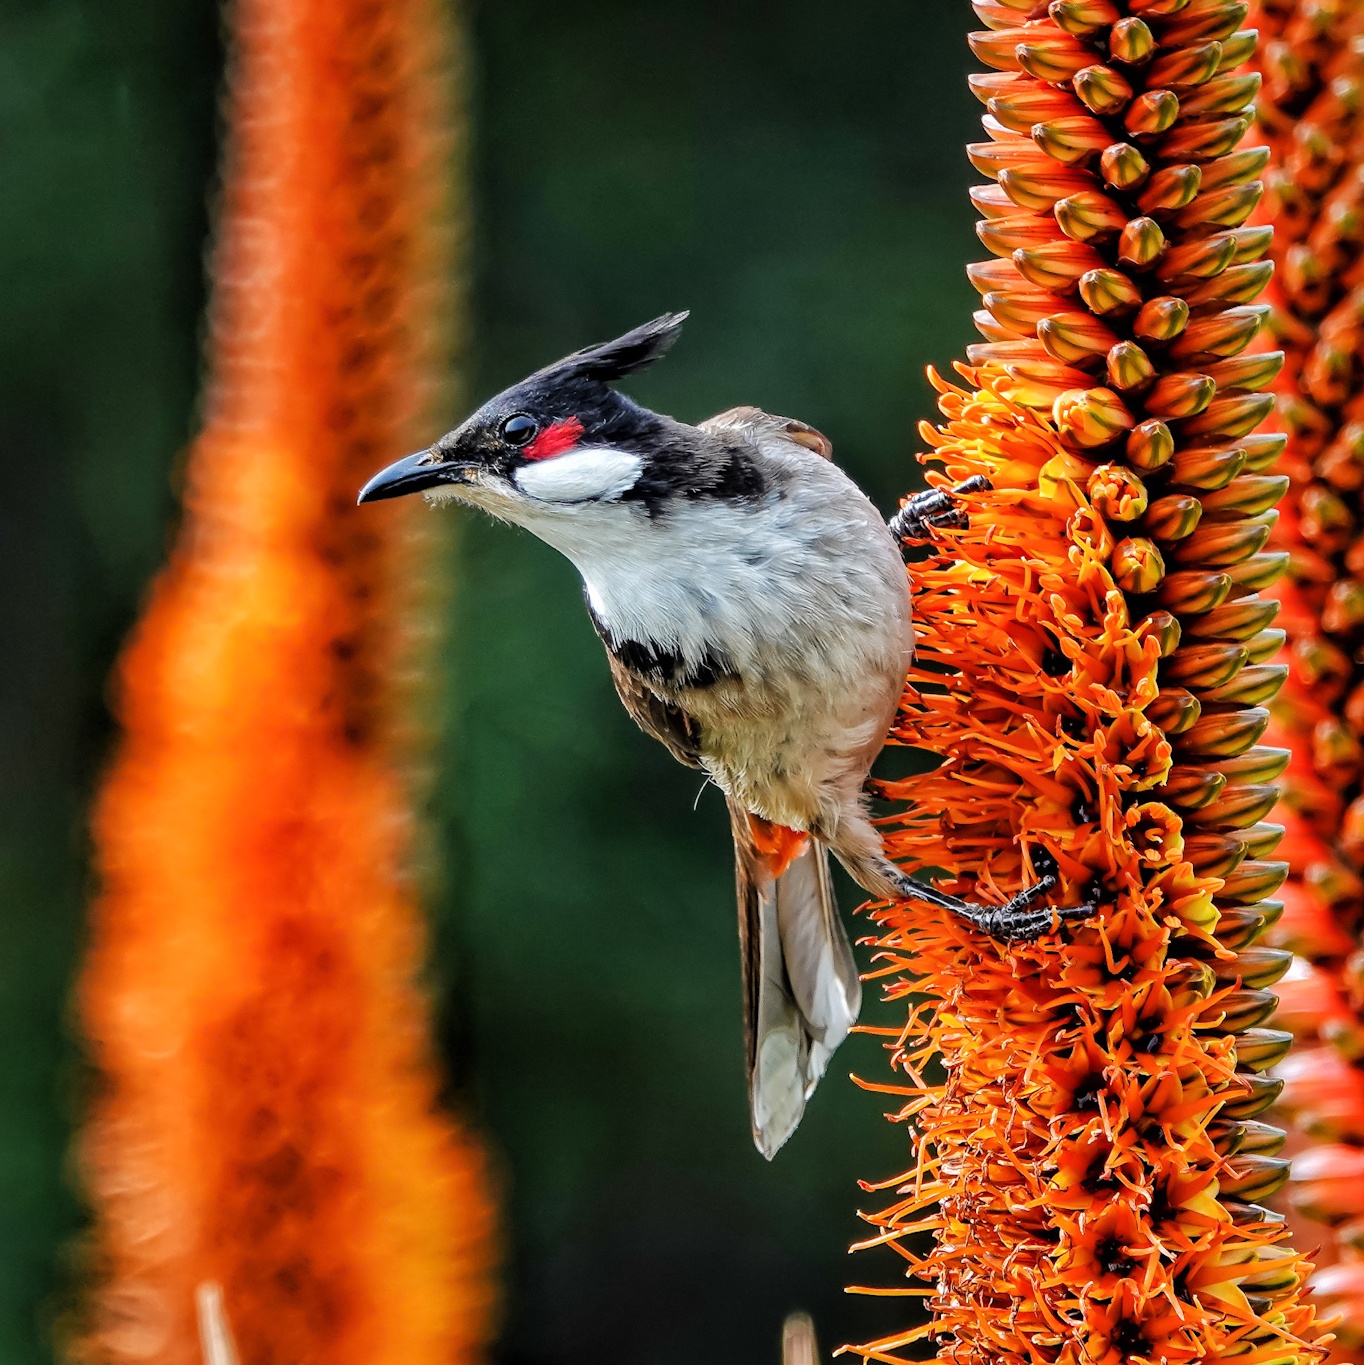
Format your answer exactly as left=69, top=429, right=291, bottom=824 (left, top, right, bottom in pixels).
left=0, top=1, right=976, bottom=1360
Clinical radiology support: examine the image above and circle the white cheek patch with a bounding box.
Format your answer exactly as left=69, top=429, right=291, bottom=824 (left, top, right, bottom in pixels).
left=513, top=446, right=643, bottom=503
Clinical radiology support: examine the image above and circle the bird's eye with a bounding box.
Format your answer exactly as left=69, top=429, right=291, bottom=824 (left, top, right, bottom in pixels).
left=500, top=414, right=539, bottom=447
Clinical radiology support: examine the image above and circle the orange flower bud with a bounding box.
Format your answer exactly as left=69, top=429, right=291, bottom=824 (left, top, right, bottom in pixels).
left=1174, top=181, right=1265, bottom=230
left=1238, top=431, right=1287, bottom=472
left=1154, top=230, right=1239, bottom=281
left=1046, top=0, right=1120, bottom=36
left=1176, top=70, right=1261, bottom=119
left=1201, top=663, right=1289, bottom=706
left=1101, top=141, right=1151, bottom=190
left=1137, top=163, right=1203, bottom=213
left=1242, top=625, right=1284, bottom=664
left=979, top=83, right=1087, bottom=137
left=1182, top=260, right=1275, bottom=308
left=1140, top=608, right=1182, bottom=654
left=1167, top=304, right=1267, bottom=360
left=1212, top=944, right=1292, bottom=988
left=1314, top=716, right=1364, bottom=787
left=1013, top=240, right=1106, bottom=290
left=1125, top=89, right=1180, bottom=138
left=1148, top=685, right=1204, bottom=733
left=1108, top=16, right=1155, bottom=64
left=967, top=27, right=1033, bottom=72
left=1163, top=640, right=1247, bottom=687
left=998, top=164, right=1098, bottom=211
left=1198, top=474, right=1290, bottom=518
left=1184, top=597, right=1280, bottom=641
left=1217, top=988, right=1277, bottom=1026
left=1159, top=0, right=1251, bottom=47
left=967, top=256, right=1030, bottom=292
left=1158, top=568, right=1233, bottom=614
left=1222, top=549, right=1289, bottom=593
left=1221, top=858, right=1289, bottom=901
left=1052, top=193, right=1128, bottom=247
left=1198, top=147, right=1270, bottom=192
left=1032, top=115, right=1113, bottom=166
left=1168, top=442, right=1246, bottom=489
left=1112, top=536, right=1166, bottom=592
left=1233, top=1027, right=1293, bottom=1069
left=1146, top=41, right=1224, bottom=89
left=1126, top=418, right=1175, bottom=470
left=1159, top=765, right=1226, bottom=809
left=967, top=139, right=1055, bottom=178
left=969, top=180, right=1022, bottom=219
left=982, top=288, right=1059, bottom=332
left=1073, top=64, right=1135, bottom=116
left=1133, top=295, right=1190, bottom=341
left=1171, top=512, right=1275, bottom=567
left=1052, top=385, right=1135, bottom=446
left=1217, top=1070, right=1283, bottom=1119
left=1220, top=1154, right=1291, bottom=1202
left=1186, top=828, right=1249, bottom=875
left=1145, top=493, right=1204, bottom=541
left=1158, top=113, right=1251, bottom=160
left=1146, top=371, right=1217, bottom=419
left=1216, top=29, right=1256, bottom=68
left=974, top=308, right=1022, bottom=342
left=1078, top=266, right=1143, bottom=314
left=1039, top=311, right=1119, bottom=362
left=1202, top=351, right=1285, bottom=392
left=1016, top=34, right=1096, bottom=83
left=977, top=213, right=1067, bottom=256
left=1107, top=340, right=1157, bottom=390
left=1118, top=215, right=1167, bottom=268
left=1178, top=391, right=1276, bottom=440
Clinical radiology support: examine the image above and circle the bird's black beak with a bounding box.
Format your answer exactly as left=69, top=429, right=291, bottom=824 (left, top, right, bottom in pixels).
left=357, top=450, right=470, bottom=504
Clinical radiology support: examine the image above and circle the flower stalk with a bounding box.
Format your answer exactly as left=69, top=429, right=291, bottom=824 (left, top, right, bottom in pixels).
left=848, top=4, right=1328, bottom=1362
left=74, top=0, right=494, bottom=1360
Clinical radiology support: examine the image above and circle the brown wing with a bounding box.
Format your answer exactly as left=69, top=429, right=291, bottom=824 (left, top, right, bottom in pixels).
left=604, top=651, right=705, bottom=769
left=699, top=406, right=833, bottom=460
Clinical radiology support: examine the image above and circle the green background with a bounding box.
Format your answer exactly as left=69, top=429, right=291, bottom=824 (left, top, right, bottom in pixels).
left=0, top=2, right=980, bottom=1361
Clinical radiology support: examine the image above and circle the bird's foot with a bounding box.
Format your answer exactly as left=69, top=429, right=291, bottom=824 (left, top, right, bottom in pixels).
left=888, top=475, right=992, bottom=548
left=894, top=869, right=1094, bottom=942
left=951, top=877, right=1095, bottom=942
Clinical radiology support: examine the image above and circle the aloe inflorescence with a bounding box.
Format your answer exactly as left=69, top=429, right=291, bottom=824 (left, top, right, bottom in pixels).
left=1238, top=0, right=1364, bottom=1343
left=847, top=4, right=1329, bottom=1363
left=75, top=0, right=494, bottom=1359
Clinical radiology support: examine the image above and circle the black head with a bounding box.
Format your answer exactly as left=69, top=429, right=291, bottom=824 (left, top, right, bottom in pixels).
left=357, top=313, right=688, bottom=503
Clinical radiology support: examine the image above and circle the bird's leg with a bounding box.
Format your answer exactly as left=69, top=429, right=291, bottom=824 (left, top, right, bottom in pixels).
left=888, top=475, right=992, bottom=547
left=889, top=868, right=1093, bottom=942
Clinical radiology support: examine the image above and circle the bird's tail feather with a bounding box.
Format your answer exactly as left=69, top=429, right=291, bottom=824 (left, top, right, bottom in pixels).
left=730, top=804, right=862, bottom=1160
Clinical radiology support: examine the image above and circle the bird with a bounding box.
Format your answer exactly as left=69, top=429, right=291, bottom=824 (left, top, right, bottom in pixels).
left=358, top=313, right=1086, bottom=1158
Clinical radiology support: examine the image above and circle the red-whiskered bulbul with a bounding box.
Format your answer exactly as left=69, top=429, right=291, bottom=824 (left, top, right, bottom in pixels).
left=359, top=314, right=1085, bottom=1157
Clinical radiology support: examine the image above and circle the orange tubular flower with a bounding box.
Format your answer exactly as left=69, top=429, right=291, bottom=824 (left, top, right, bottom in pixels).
left=847, top=4, right=1328, bottom=1363
left=75, top=1, right=494, bottom=1362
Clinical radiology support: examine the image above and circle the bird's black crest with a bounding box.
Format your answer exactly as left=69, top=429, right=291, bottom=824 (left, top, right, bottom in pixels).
left=530, top=312, right=688, bottom=387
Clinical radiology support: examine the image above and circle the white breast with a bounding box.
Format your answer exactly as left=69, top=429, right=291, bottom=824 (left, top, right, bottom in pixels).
left=522, top=459, right=912, bottom=687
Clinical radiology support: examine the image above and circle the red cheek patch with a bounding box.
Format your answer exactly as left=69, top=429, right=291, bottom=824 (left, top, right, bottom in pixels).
left=524, top=416, right=585, bottom=461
